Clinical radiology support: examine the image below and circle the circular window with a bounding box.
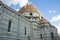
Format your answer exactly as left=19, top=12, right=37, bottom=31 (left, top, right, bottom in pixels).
left=30, top=12, right=32, bottom=16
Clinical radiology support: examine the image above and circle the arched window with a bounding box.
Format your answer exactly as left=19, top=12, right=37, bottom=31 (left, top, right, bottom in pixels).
left=27, top=36, right=30, bottom=40
left=8, top=20, right=12, bottom=32
left=40, top=34, right=43, bottom=39
left=30, top=12, right=32, bottom=16
left=25, top=27, right=26, bottom=35
left=51, top=32, right=54, bottom=40
left=0, top=10, right=2, bottom=19
left=0, top=4, right=1, bottom=8
left=0, top=11, right=1, bottom=16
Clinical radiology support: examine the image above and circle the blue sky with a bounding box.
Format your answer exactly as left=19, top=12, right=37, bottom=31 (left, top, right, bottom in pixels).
left=1, top=0, right=60, bottom=34
left=29, top=0, right=60, bottom=24
left=29, top=0, right=60, bottom=34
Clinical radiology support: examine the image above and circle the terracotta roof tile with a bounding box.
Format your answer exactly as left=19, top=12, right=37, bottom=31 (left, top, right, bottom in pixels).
left=40, top=17, right=48, bottom=22
left=18, top=4, right=40, bottom=15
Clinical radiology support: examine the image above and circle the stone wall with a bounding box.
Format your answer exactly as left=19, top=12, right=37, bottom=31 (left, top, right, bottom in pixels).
left=0, top=4, right=31, bottom=40
left=0, top=1, right=59, bottom=40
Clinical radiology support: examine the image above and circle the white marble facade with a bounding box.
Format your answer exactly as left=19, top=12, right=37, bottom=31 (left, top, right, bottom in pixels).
left=0, top=1, right=59, bottom=40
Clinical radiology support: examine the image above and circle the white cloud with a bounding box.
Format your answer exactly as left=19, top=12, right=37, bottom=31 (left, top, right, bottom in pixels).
left=48, top=10, right=56, bottom=13
left=48, top=10, right=52, bottom=13
left=50, top=15, right=60, bottom=22
left=15, top=9, right=19, bottom=11
left=1, top=0, right=18, bottom=6
left=0, top=0, right=29, bottom=7
left=55, top=25, right=60, bottom=34
left=18, top=0, right=29, bottom=7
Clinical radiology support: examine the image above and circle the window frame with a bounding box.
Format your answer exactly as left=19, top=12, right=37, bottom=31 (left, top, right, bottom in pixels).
left=25, top=27, right=26, bottom=35
left=7, top=20, right=12, bottom=32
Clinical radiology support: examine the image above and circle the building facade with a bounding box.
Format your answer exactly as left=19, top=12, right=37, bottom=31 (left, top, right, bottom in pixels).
left=0, top=1, right=59, bottom=40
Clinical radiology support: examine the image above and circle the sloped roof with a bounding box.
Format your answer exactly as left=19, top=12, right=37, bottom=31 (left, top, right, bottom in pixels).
left=40, top=17, right=48, bottom=22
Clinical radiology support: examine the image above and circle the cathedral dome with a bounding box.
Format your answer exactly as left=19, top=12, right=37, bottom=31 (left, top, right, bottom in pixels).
left=18, top=4, right=41, bottom=15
